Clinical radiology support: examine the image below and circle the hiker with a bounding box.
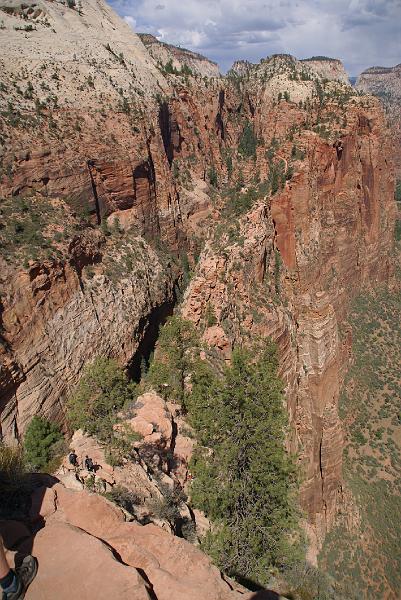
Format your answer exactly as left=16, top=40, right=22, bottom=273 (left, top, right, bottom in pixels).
left=68, top=450, right=78, bottom=468
left=0, top=536, right=37, bottom=600
left=84, top=455, right=95, bottom=472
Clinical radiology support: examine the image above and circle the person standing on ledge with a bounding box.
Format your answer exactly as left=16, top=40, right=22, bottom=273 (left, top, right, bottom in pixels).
left=0, top=536, right=37, bottom=600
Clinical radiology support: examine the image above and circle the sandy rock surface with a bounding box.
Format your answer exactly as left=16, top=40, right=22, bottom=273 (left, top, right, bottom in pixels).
left=1, top=481, right=256, bottom=600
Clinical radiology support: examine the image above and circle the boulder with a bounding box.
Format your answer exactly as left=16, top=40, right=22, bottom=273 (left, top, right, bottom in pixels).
left=129, top=392, right=173, bottom=447
left=202, top=324, right=231, bottom=358
left=57, top=472, right=84, bottom=491
left=26, top=521, right=151, bottom=600
left=173, top=433, right=195, bottom=484
left=52, top=484, right=125, bottom=538
left=29, top=486, right=58, bottom=523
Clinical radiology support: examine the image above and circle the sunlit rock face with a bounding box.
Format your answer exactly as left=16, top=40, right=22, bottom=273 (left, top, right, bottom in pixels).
left=357, top=63, right=401, bottom=177
left=0, top=0, right=396, bottom=560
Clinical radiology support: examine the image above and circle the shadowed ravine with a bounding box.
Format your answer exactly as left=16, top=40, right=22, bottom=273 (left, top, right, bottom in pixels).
left=0, top=0, right=399, bottom=598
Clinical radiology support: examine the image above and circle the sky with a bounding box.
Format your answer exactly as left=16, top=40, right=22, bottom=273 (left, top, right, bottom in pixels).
left=108, top=0, right=401, bottom=76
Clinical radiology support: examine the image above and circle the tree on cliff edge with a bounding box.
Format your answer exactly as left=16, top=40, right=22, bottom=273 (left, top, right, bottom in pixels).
left=146, top=315, right=197, bottom=412
left=67, top=357, right=135, bottom=444
left=188, top=343, right=302, bottom=586
left=118, top=313, right=302, bottom=584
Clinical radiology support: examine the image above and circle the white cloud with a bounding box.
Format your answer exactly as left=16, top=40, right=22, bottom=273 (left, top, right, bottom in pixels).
left=123, top=14, right=137, bottom=29
left=110, top=0, right=401, bottom=75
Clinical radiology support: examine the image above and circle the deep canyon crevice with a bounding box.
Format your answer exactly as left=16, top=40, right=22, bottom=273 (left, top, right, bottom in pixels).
left=0, top=0, right=397, bottom=564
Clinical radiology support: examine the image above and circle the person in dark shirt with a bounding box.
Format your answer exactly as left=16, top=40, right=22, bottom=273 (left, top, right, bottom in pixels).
left=84, top=455, right=95, bottom=472
left=68, top=451, right=78, bottom=467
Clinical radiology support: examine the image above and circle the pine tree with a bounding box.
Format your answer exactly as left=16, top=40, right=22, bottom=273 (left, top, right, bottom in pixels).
left=238, top=122, right=258, bottom=158
left=67, top=357, right=135, bottom=443
left=146, top=316, right=197, bottom=411
left=189, top=343, right=302, bottom=585
left=144, top=319, right=302, bottom=585
left=24, top=416, right=62, bottom=470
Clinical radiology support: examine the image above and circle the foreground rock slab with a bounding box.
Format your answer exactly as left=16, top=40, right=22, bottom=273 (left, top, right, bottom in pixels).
left=1, top=481, right=268, bottom=600
left=26, top=521, right=151, bottom=600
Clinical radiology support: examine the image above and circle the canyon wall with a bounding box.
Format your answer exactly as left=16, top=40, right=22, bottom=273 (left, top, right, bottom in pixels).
left=182, top=83, right=395, bottom=552
left=0, top=0, right=396, bottom=558
left=356, top=63, right=401, bottom=176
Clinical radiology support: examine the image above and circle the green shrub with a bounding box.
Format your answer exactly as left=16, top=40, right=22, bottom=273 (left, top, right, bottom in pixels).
left=229, top=187, right=257, bottom=216
left=104, top=485, right=141, bottom=513
left=180, top=64, right=193, bottom=76
left=162, top=59, right=191, bottom=76
left=67, top=357, right=136, bottom=444
left=205, top=302, right=217, bottom=327
left=149, top=482, right=186, bottom=533
left=266, top=137, right=279, bottom=161
left=23, top=416, right=62, bottom=471
left=146, top=316, right=197, bottom=411
left=164, top=59, right=176, bottom=74
left=238, top=122, right=257, bottom=158
left=84, top=473, right=96, bottom=491
left=222, top=180, right=269, bottom=218
left=282, top=561, right=337, bottom=599
left=0, top=195, right=69, bottom=264
left=269, top=160, right=286, bottom=195
left=395, top=219, right=401, bottom=242
left=225, top=153, right=233, bottom=178
left=208, top=165, right=218, bottom=187
left=179, top=252, right=192, bottom=292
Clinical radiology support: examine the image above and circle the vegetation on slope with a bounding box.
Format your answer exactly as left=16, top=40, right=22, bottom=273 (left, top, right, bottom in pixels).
left=147, top=316, right=303, bottom=588
left=0, top=195, right=73, bottom=264
left=23, top=415, right=63, bottom=471
left=189, top=344, right=303, bottom=586
left=146, top=315, right=197, bottom=410
left=319, top=234, right=401, bottom=598
left=67, top=357, right=141, bottom=465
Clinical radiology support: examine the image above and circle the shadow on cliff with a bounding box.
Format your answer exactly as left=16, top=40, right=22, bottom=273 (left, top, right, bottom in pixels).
left=128, top=299, right=175, bottom=383
left=248, top=593, right=281, bottom=599
left=231, top=573, right=283, bottom=599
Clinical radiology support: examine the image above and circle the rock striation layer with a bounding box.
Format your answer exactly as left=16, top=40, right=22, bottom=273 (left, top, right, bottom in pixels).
left=0, top=0, right=396, bottom=566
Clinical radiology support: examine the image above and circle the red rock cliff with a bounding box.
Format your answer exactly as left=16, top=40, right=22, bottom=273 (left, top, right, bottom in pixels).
left=0, top=0, right=396, bottom=559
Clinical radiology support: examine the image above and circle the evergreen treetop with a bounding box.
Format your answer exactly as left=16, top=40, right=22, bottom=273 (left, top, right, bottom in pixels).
left=188, top=343, right=302, bottom=585
left=24, top=415, right=62, bottom=470
left=67, top=357, right=136, bottom=444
